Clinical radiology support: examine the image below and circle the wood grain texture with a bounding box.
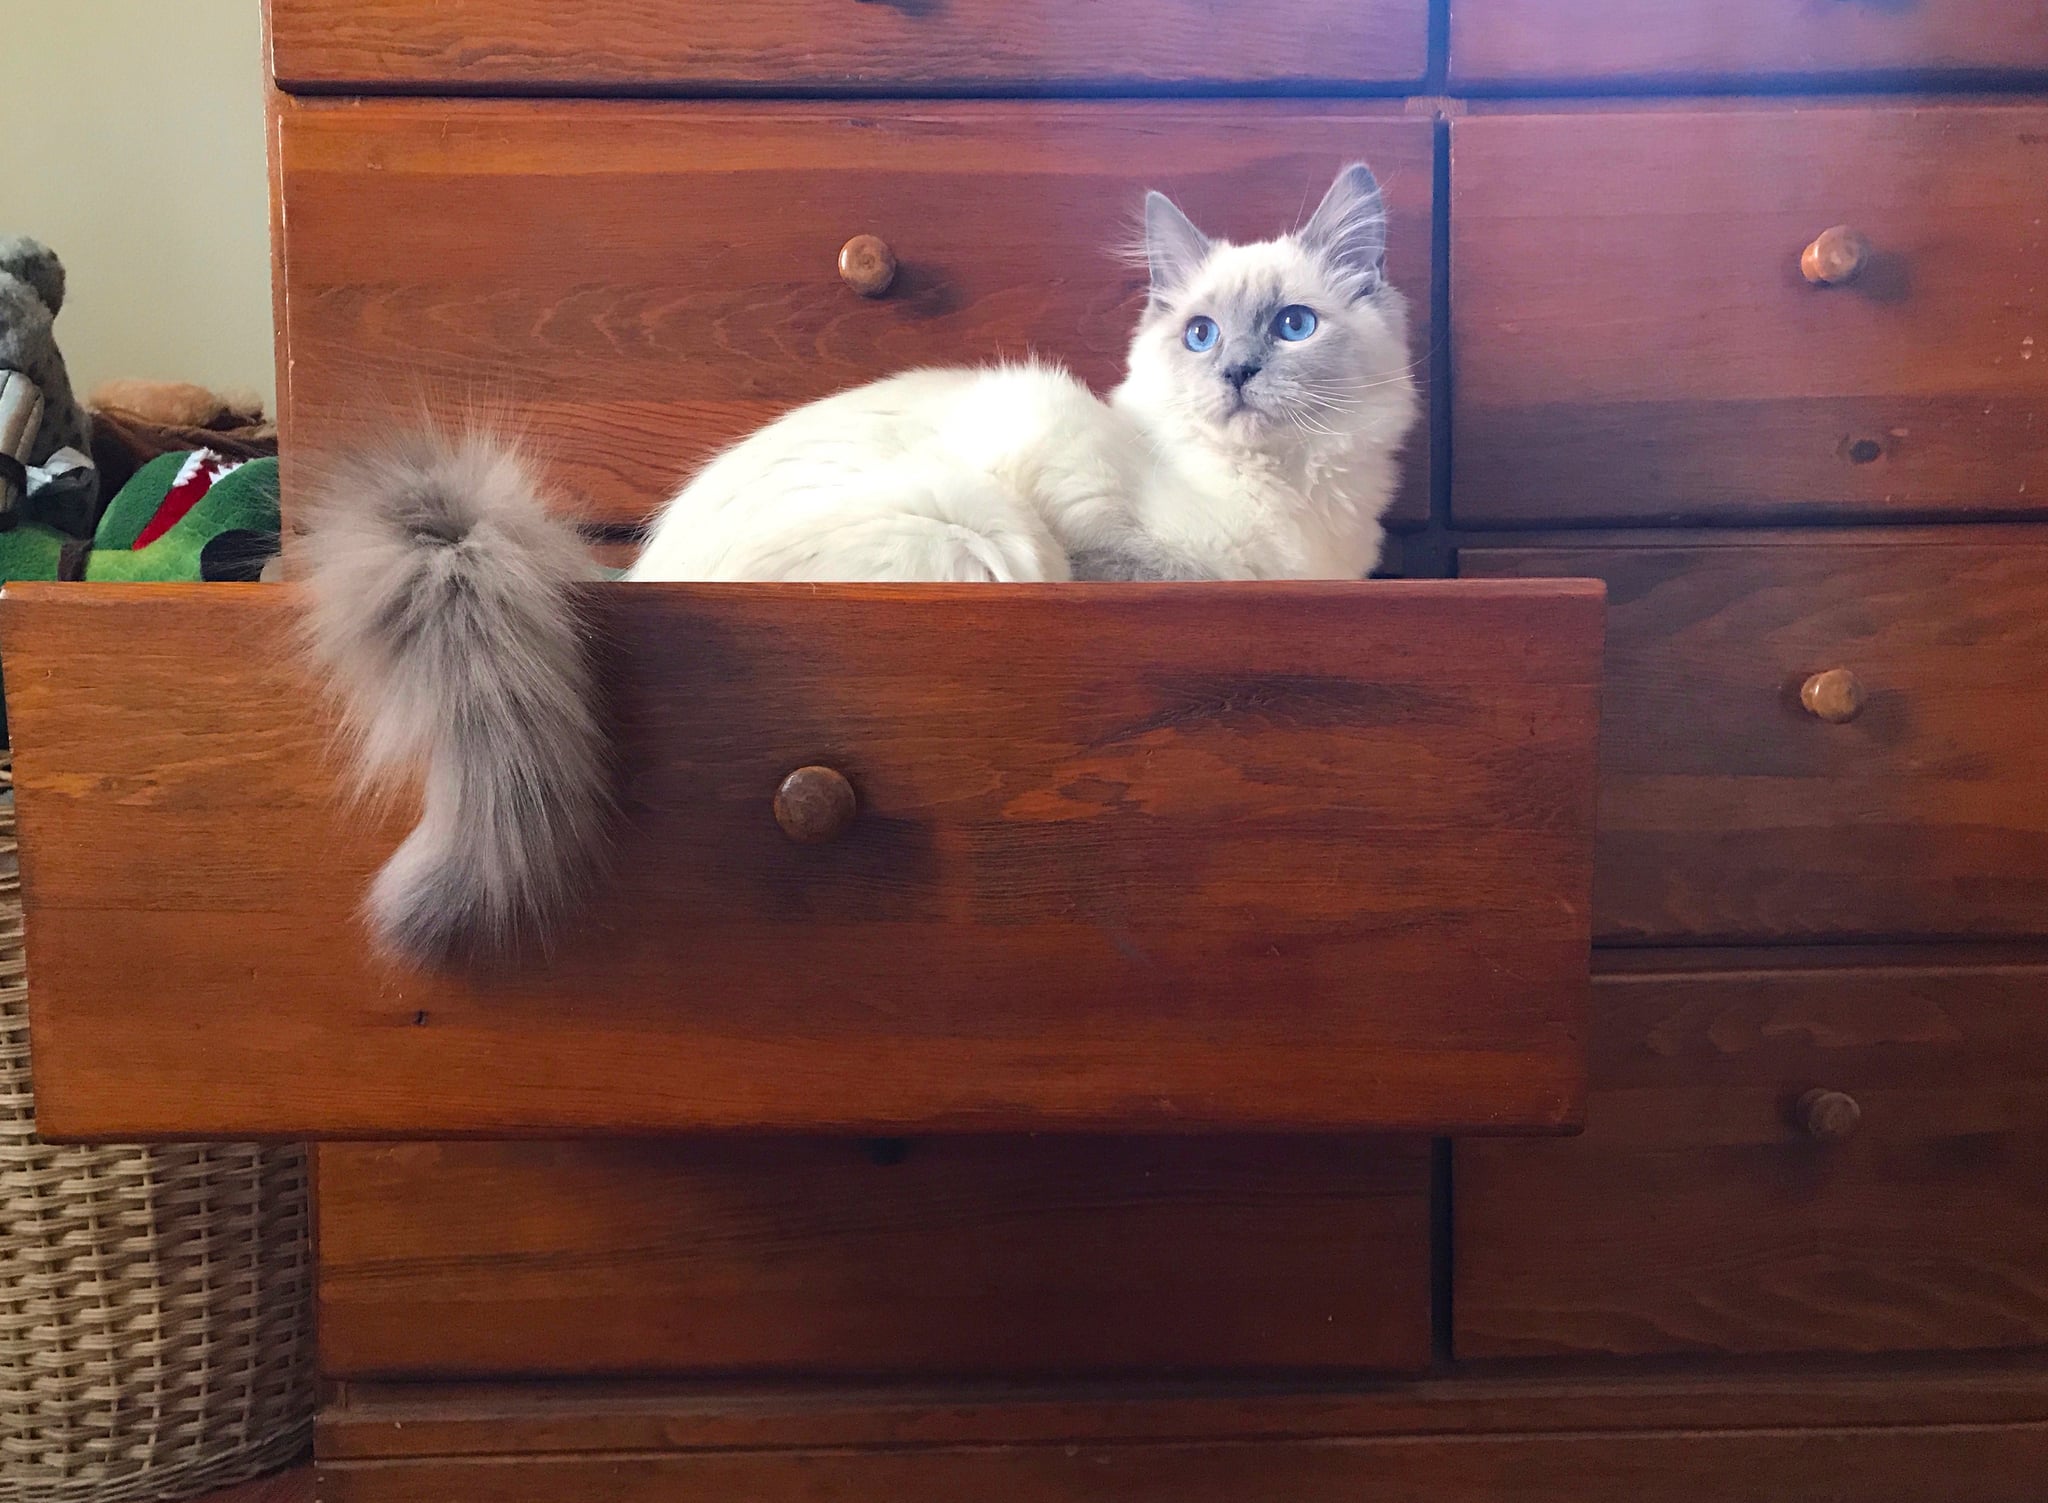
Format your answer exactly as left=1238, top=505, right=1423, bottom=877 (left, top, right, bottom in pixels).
left=315, top=1357, right=2048, bottom=1457
left=1451, top=103, right=2048, bottom=526
left=1451, top=0, right=2048, bottom=88
left=1462, top=536, right=2048, bottom=943
left=274, top=97, right=1435, bottom=536
left=318, top=1424, right=2048, bottom=1503
left=314, top=1138, right=1431, bottom=1378
left=1457, top=957, right=2048, bottom=1359
left=1, top=579, right=1601, bottom=1139
left=267, top=0, right=1428, bottom=92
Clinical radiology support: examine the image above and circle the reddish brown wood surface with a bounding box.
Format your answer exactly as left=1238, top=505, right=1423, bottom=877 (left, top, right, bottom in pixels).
left=1451, top=103, right=2048, bottom=526
left=315, top=1138, right=1430, bottom=1378
left=1457, top=955, right=2048, bottom=1359
left=1450, top=0, right=2048, bottom=87
left=274, top=98, right=1435, bottom=536
left=318, top=1423, right=2048, bottom=1503
left=1462, top=535, right=2048, bottom=943
left=1, top=579, right=1600, bottom=1139
left=315, top=1357, right=2048, bottom=1457
left=267, top=0, right=1428, bottom=93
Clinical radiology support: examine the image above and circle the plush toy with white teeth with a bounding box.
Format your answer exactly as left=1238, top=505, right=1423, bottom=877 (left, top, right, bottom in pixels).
left=0, top=236, right=96, bottom=534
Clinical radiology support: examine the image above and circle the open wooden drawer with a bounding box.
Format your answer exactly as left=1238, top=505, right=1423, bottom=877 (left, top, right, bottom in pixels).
left=0, top=579, right=1602, bottom=1141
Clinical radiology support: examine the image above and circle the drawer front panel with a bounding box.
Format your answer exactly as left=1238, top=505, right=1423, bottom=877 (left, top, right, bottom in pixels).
left=316, top=1138, right=1431, bottom=1377
left=277, top=98, right=1435, bottom=534
left=1451, top=1, right=2048, bottom=89
left=2, top=580, right=1599, bottom=1139
left=1452, top=105, right=2048, bottom=526
left=1456, top=958, right=2048, bottom=1359
left=1462, top=538, right=2048, bottom=943
left=270, top=0, right=1430, bottom=93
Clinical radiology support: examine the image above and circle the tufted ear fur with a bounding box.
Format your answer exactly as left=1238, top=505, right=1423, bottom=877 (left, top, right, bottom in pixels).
left=0, top=237, right=66, bottom=316
left=1297, top=163, right=1388, bottom=297
left=1143, top=190, right=1212, bottom=299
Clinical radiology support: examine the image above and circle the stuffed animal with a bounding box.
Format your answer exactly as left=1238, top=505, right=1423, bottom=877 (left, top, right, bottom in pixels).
left=91, top=378, right=265, bottom=432
left=0, top=450, right=280, bottom=585
left=0, top=237, right=96, bottom=531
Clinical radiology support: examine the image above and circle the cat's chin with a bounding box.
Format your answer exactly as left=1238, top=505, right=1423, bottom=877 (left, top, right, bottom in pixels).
left=1215, top=402, right=1283, bottom=443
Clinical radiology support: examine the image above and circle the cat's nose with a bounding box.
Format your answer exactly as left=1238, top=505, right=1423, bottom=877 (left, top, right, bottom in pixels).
left=1223, top=361, right=1262, bottom=391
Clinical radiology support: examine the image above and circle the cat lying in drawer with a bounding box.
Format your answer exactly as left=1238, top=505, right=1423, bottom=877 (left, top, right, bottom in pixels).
left=303, top=163, right=1418, bottom=968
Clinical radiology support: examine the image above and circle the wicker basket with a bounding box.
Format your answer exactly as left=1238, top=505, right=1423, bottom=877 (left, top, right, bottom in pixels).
left=0, top=759, right=314, bottom=1501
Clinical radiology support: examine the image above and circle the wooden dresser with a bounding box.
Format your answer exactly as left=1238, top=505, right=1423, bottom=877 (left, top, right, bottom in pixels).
left=8, top=2, right=2048, bottom=1499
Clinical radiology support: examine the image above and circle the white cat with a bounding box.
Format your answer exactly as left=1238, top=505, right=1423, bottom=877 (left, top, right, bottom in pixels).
left=630, top=162, right=1415, bottom=584
left=302, top=164, right=1420, bottom=965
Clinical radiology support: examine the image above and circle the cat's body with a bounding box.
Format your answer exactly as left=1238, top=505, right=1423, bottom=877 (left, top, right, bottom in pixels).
left=630, top=167, right=1413, bottom=585
left=305, top=164, right=1419, bottom=964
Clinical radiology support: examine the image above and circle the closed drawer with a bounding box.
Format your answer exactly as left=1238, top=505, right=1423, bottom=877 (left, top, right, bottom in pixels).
left=269, top=0, right=1429, bottom=93
left=1, top=579, right=1601, bottom=1139
left=1457, top=953, right=2048, bottom=1359
left=276, top=98, right=1435, bottom=534
left=1462, top=536, right=2048, bottom=943
left=1452, top=104, right=2048, bottom=527
left=317, top=1138, right=1432, bottom=1377
left=1450, top=1, right=2048, bottom=89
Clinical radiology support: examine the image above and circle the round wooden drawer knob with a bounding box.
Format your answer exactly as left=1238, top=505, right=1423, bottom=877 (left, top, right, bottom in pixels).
left=774, top=766, right=858, bottom=844
left=1801, top=225, right=1871, bottom=286
left=1797, top=1087, right=1863, bottom=1143
left=1800, top=668, right=1865, bottom=724
left=838, top=234, right=898, bottom=298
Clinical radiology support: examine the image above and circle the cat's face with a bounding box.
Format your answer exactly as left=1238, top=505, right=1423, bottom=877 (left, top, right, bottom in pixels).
left=1119, top=164, right=1413, bottom=449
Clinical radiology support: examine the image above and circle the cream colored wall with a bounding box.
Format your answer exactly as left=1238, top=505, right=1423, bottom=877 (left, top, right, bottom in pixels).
left=1, top=0, right=275, bottom=411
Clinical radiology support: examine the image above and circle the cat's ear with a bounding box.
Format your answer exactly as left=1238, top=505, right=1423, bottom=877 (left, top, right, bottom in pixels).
left=1143, top=190, right=1212, bottom=298
left=1299, top=163, right=1388, bottom=295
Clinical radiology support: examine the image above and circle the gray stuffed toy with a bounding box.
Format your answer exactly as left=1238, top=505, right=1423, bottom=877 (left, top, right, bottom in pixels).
left=0, top=236, right=96, bottom=531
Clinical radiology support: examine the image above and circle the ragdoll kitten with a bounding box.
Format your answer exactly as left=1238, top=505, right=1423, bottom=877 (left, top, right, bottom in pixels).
left=303, top=163, right=1419, bottom=966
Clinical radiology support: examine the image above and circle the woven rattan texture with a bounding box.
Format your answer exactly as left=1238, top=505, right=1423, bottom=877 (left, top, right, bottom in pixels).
left=0, top=760, right=313, bottom=1501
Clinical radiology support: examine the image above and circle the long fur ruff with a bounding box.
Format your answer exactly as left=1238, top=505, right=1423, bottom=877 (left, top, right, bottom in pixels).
left=300, top=434, right=607, bottom=967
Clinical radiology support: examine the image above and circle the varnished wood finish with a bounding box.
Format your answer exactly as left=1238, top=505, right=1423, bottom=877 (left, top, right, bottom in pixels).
left=772, top=765, right=857, bottom=844
left=1451, top=0, right=2048, bottom=89
left=835, top=235, right=897, bottom=299
left=315, top=1368, right=2048, bottom=1497
left=1457, top=957, right=2048, bottom=1359
left=1799, top=666, right=1866, bottom=724
left=318, top=1427, right=2048, bottom=1503
left=1801, top=224, right=1872, bottom=286
left=1797, top=1087, right=1865, bottom=1143
left=1, top=579, right=1601, bottom=1139
left=314, top=1138, right=1431, bottom=1377
left=1462, top=536, right=2048, bottom=943
left=1452, top=104, right=2048, bottom=526
left=314, top=1357, right=2048, bottom=1457
left=268, top=0, right=1430, bottom=94
left=274, top=97, right=1435, bottom=534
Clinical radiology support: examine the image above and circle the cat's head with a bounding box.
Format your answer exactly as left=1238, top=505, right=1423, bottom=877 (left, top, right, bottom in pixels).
left=1116, top=164, right=1414, bottom=453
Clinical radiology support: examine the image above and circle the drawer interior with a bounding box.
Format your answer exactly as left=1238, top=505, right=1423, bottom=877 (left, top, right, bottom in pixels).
left=2, top=578, right=1601, bottom=1140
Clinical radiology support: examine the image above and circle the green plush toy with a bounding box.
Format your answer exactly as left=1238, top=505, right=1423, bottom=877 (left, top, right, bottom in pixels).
left=0, top=449, right=280, bottom=585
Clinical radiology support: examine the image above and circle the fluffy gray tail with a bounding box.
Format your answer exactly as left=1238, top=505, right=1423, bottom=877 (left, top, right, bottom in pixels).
left=302, top=434, right=607, bottom=967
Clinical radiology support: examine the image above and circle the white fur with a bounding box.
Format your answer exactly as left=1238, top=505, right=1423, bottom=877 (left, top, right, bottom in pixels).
left=630, top=165, right=1417, bottom=585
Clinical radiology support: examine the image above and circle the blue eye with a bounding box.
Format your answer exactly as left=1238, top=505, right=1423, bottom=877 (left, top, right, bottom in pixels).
left=1183, top=316, right=1219, bottom=353
left=1273, top=305, right=1319, bottom=341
